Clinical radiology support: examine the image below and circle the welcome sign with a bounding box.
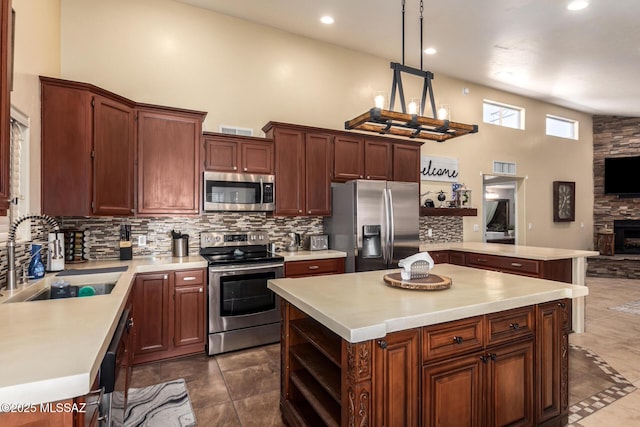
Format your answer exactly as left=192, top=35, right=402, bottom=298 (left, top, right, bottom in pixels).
left=420, top=155, right=460, bottom=182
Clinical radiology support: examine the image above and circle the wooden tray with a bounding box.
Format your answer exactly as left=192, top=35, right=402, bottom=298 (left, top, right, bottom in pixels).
left=383, top=272, right=452, bottom=291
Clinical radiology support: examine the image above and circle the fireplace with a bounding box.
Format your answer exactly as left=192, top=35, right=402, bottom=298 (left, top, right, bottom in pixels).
left=613, top=220, right=640, bottom=254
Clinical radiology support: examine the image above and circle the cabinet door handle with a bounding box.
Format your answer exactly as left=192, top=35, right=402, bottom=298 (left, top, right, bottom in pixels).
left=377, top=340, right=388, bottom=349
left=490, top=353, right=497, bottom=361
left=233, top=166, right=237, bottom=170
left=299, top=210, right=302, bottom=213
left=509, top=322, right=520, bottom=330
left=308, top=265, right=320, bottom=270
left=182, top=276, right=197, bottom=281
left=244, top=167, right=248, bottom=171
left=453, top=336, right=463, bottom=345
left=199, top=287, right=203, bottom=293
left=308, top=210, right=311, bottom=214
left=557, top=302, right=566, bottom=308
left=477, top=258, right=487, bottom=263
left=511, top=262, right=523, bottom=267
left=163, top=274, right=168, bottom=280
left=480, top=355, right=488, bottom=363
left=367, top=175, right=370, bottom=179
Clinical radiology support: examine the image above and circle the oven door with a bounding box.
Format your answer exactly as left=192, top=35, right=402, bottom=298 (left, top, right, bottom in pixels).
left=209, top=262, right=284, bottom=333
left=203, top=171, right=274, bottom=212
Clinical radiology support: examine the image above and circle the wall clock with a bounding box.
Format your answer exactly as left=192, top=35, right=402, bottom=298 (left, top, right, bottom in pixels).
left=553, top=181, right=575, bottom=222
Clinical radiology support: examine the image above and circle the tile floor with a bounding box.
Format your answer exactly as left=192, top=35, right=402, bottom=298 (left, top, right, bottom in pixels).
left=129, top=276, right=640, bottom=426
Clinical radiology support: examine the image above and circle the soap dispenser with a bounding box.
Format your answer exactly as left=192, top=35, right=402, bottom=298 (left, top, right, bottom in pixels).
left=28, top=244, right=45, bottom=279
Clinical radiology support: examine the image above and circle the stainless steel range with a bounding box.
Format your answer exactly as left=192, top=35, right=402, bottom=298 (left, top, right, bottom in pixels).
left=200, top=231, right=284, bottom=355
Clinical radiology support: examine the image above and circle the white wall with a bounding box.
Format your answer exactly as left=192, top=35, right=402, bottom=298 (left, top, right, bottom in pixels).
left=21, top=0, right=594, bottom=249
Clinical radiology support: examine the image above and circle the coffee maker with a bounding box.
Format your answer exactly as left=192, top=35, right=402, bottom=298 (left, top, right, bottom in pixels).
left=47, top=231, right=65, bottom=272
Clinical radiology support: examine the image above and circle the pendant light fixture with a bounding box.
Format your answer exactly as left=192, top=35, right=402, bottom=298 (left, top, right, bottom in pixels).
left=345, top=0, right=478, bottom=142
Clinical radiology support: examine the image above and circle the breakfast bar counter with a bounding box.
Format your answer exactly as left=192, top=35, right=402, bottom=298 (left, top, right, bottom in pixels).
left=268, top=264, right=586, bottom=426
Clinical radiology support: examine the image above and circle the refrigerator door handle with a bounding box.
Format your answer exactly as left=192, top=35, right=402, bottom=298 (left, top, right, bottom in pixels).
left=382, top=188, right=390, bottom=264
left=387, top=188, right=395, bottom=265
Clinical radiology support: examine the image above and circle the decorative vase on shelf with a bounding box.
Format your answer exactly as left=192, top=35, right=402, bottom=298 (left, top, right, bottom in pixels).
left=28, top=244, right=45, bottom=279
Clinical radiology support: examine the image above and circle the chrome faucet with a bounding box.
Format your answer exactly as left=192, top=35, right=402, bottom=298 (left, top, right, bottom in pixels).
left=5, top=214, right=59, bottom=292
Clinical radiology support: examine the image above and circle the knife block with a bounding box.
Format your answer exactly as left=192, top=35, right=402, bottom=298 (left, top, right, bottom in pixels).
left=119, top=241, right=132, bottom=260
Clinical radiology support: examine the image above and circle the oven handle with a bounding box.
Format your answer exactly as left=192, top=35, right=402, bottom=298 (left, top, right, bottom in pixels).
left=209, top=262, right=284, bottom=273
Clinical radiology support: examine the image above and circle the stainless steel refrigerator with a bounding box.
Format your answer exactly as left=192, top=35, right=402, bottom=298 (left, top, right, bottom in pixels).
left=324, top=180, right=420, bottom=272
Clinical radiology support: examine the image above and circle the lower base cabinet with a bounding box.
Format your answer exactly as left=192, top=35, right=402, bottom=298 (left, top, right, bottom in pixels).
left=133, top=269, right=206, bottom=364
left=280, top=298, right=569, bottom=427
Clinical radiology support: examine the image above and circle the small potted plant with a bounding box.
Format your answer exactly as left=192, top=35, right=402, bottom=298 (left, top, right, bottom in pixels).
left=507, top=225, right=515, bottom=237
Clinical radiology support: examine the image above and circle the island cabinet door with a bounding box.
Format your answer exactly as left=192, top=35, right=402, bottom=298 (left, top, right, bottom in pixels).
left=373, top=328, right=420, bottom=427
left=485, top=339, right=535, bottom=427
left=422, top=352, right=485, bottom=427
left=535, top=301, right=564, bottom=424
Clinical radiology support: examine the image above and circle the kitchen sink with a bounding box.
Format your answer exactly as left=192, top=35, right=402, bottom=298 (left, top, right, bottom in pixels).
left=25, top=282, right=117, bottom=302
left=3, top=271, right=123, bottom=304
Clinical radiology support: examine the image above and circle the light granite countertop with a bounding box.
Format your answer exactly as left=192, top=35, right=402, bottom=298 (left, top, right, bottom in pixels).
left=277, top=249, right=347, bottom=262
left=0, top=256, right=207, bottom=405
left=419, top=242, right=598, bottom=260
left=268, top=264, right=589, bottom=344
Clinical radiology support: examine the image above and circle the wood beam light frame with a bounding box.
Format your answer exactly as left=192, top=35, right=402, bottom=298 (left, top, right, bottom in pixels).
left=345, top=63, right=478, bottom=142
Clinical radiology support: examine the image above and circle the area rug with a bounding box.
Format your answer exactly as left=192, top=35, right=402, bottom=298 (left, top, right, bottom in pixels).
left=111, top=378, right=196, bottom=427
left=566, top=344, right=636, bottom=427
left=608, top=300, right=640, bottom=315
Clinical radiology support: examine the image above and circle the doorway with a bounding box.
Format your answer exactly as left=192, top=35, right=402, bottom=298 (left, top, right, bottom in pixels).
left=483, top=176, right=518, bottom=245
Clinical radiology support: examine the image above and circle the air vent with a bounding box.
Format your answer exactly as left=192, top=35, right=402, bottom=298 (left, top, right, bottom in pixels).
left=493, top=161, right=516, bottom=175
left=220, top=125, right=253, bottom=137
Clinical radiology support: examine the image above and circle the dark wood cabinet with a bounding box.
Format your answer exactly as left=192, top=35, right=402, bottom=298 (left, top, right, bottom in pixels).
left=430, top=250, right=450, bottom=264
left=132, top=272, right=170, bottom=363
left=173, top=271, right=206, bottom=349
left=263, top=122, right=332, bottom=216
left=423, top=351, right=484, bottom=427
left=136, top=107, right=205, bottom=215
left=285, top=257, right=345, bottom=278
left=41, top=77, right=136, bottom=216
left=0, top=0, right=11, bottom=215
left=536, top=300, right=570, bottom=425
left=365, top=139, right=393, bottom=180
left=203, top=132, right=273, bottom=174
left=374, top=328, right=420, bottom=427
left=462, top=251, right=572, bottom=283
left=304, top=133, right=332, bottom=216
left=393, top=143, right=421, bottom=182
left=133, top=269, right=206, bottom=365
left=333, top=135, right=364, bottom=181
left=281, top=299, right=563, bottom=427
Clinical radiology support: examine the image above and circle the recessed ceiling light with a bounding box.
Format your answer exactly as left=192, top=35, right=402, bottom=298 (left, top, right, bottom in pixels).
left=567, top=1, right=589, bottom=11
left=424, top=47, right=437, bottom=55
left=320, top=15, right=334, bottom=25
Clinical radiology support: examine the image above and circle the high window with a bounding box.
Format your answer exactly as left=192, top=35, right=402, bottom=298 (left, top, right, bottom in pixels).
left=483, top=100, right=524, bottom=130
left=546, top=114, right=578, bottom=140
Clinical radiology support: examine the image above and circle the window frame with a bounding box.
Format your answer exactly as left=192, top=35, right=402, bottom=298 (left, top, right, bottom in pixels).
left=482, top=99, right=525, bottom=130
left=545, top=114, right=579, bottom=140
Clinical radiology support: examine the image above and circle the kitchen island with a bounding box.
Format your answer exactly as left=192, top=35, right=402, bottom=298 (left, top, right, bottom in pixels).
left=268, top=264, right=587, bottom=427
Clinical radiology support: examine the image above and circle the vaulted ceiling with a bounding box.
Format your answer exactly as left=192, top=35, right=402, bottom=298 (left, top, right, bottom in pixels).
left=177, top=0, right=640, bottom=117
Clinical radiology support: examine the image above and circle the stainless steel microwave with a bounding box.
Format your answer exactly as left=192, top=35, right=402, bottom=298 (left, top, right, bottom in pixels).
left=203, top=171, right=275, bottom=212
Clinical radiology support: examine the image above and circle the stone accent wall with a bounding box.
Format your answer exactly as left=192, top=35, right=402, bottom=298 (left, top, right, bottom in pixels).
left=590, top=115, right=640, bottom=277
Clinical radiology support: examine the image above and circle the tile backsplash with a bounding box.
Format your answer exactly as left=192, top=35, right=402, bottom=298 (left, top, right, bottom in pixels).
left=1, top=212, right=462, bottom=286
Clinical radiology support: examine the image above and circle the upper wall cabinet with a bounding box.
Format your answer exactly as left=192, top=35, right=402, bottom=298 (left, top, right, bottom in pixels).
left=136, top=106, right=206, bottom=216
left=41, top=77, right=206, bottom=217
left=203, top=132, right=273, bottom=174
left=41, top=77, right=136, bottom=216
left=0, top=0, right=13, bottom=215
left=333, top=134, right=421, bottom=183
left=263, top=122, right=332, bottom=216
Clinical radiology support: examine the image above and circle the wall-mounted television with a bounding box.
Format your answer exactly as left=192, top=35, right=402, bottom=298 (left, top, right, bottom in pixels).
left=604, top=156, right=640, bottom=195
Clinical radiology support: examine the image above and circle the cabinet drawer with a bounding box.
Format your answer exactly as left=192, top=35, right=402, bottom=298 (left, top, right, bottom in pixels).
left=285, top=258, right=344, bottom=278
left=422, top=316, right=484, bottom=363
left=174, top=269, right=205, bottom=286
left=467, top=253, right=540, bottom=275
left=430, top=251, right=449, bottom=264
left=486, top=306, right=534, bottom=346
